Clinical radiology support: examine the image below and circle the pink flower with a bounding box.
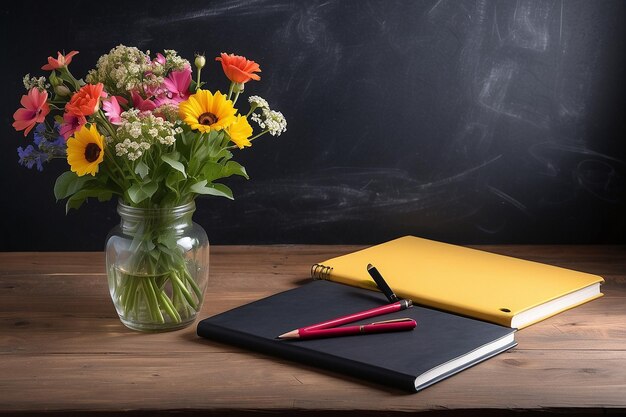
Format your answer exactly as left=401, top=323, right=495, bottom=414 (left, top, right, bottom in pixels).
left=154, top=68, right=192, bottom=106
left=12, top=88, right=50, bottom=136
left=59, top=112, right=87, bottom=140
left=42, top=51, right=79, bottom=71
left=131, top=91, right=157, bottom=112
left=153, top=53, right=166, bottom=66
left=103, top=96, right=128, bottom=125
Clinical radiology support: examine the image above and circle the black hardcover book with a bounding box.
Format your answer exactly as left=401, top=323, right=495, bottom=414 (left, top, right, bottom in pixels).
left=197, top=280, right=517, bottom=392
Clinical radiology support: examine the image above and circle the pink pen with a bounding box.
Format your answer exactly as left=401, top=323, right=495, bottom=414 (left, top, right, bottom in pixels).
left=302, top=299, right=413, bottom=331
left=276, top=299, right=414, bottom=339
left=278, top=318, right=417, bottom=340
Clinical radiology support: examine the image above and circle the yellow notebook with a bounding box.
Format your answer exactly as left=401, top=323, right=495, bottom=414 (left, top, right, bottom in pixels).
left=311, top=236, right=604, bottom=328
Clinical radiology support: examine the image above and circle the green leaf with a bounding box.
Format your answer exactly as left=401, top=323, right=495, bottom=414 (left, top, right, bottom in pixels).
left=201, top=160, right=249, bottom=182
left=54, top=171, right=92, bottom=201
left=201, top=162, right=223, bottom=182
left=165, top=171, right=184, bottom=192
left=65, top=189, right=113, bottom=213
left=207, top=131, right=226, bottom=158
left=66, top=193, right=88, bottom=213
left=127, top=182, right=158, bottom=204
left=222, top=161, right=249, bottom=179
left=189, top=180, right=233, bottom=199
left=161, top=153, right=187, bottom=178
left=135, top=160, right=150, bottom=180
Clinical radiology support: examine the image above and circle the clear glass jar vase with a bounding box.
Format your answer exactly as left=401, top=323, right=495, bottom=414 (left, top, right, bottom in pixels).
left=105, top=200, right=209, bottom=332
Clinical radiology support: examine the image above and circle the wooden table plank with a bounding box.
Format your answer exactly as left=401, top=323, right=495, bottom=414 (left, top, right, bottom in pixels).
left=1, top=245, right=625, bottom=416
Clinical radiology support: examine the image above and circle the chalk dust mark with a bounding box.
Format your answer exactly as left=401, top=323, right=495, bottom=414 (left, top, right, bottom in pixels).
left=505, top=0, right=553, bottom=52
left=416, top=154, right=503, bottom=190
left=141, top=0, right=291, bottom=24
left=478, top=60, right=517, bottom=114
left=427, top=0, right=446, bottom=18
left=492, top=3, right=502, bottom=43
left=558, top=0, right=564, bottom=47
left=487, top=185, right=530, bottom=216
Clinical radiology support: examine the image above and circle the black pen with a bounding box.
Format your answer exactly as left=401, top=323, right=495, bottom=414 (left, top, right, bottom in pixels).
left=367, top=263, right=400, bottom=303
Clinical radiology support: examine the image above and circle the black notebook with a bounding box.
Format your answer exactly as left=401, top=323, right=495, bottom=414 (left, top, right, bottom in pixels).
left=197, top=280, right=517, bottom=392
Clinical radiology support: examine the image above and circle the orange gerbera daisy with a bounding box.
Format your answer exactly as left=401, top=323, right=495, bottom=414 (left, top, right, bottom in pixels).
left=215, top=53, right=261, bottom=84
left=66, top=83, right=105, bottom=117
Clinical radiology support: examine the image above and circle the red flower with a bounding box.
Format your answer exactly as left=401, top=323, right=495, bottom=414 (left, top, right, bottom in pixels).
left=66, top=83, right=105, bottom=117
left=215, top=53, right=261, bottom=84
left=42, top=51, right=79, bottom=71
left=12, top=88, right=50, bottom=136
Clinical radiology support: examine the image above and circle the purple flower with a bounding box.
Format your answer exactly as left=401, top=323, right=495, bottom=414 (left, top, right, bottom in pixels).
left=17, top=145, right=45, bottom=171
left=17, top=123, right=66, bottom=171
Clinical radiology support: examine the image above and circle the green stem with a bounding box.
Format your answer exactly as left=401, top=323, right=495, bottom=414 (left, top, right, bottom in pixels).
left=170, top=271, right=197, bottom=310
left=227, top=82, right=235, bottom=101
left=143, top=278, right=165, bottom=324
left=122, top=274, right=139, bottom=314
left=156, top=287, right=181, bottom=323
left=195, top=67, right=202, bottom=92
left=246, top=105, right=258, bottom=117
left=59, top=66, right=81, bottom=90
left=182, top=266, right=203, bottom=301
left=232, top=91, right=241, bottom=106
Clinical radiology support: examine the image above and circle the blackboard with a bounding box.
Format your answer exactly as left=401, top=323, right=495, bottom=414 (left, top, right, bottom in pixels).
left=1, top=0, right=624, bottom=250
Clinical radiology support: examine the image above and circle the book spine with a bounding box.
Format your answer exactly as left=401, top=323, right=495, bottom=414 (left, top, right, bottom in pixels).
left=311, top=263, right=332, bottom=280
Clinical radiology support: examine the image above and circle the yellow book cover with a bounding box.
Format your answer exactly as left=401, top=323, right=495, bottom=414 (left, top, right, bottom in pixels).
left=311, top=236, right=604, bottom=328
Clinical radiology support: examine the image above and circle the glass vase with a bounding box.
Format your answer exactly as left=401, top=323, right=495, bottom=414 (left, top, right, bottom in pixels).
left=105, top=200, right=209, bottom=332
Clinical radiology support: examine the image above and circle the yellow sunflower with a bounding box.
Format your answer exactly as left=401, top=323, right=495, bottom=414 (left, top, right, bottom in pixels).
left=227, top=115, right=253, bottom=149
left=178, top=90, right=237, bottom=133
left=67, top=124, right=105, bottom=176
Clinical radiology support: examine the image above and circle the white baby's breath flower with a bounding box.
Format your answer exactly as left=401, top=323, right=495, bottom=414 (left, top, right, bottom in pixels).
left=163, top=49, right=190, bottom=72
left=23, top=74, right=50, bottom=91
left=248, top=95, right=269, bottom=110
left=250, top=108, right=287, bottom=137
left=129, top=124, right=142, bottom=139
left=264, top=110, right=287, bottom=136
left=86, top=45, right=152, bottom=96
left=159, top=135, right=175, bottom=146
left=112, top=108, right=178, bottom=161
left=251, top=113, right=265, bottom=129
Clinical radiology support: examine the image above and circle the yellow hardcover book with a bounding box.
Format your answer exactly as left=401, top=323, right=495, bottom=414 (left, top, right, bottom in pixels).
left=311, top=236, right=604, bottom=328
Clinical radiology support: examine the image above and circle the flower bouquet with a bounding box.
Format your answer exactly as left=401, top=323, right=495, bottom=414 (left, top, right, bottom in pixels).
left=13, top=46, right=286, bottom=331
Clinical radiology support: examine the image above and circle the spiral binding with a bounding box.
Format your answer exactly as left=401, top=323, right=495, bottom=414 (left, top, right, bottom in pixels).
left=311, top=263, right=333, bottom=280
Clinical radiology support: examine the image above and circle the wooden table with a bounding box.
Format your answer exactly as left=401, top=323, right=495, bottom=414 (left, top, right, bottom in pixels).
left=1, top=245, right=625, bottom=416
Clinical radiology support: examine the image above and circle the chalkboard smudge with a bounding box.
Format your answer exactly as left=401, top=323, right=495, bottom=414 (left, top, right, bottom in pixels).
left=506, top=0, right=553, bottom=52
left=529, top=142, right=625, bottom=203
left=478, top=60, right=517, bottom=116
left=487, top=185, right=530, bottom=216
left=223, top=157, right=503, bottom=230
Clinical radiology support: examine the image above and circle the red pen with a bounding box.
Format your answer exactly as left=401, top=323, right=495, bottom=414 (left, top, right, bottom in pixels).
left=300, top=299, right=413, bottom=332
left=278, top=318, right=417, bottom=340
left=278, top=264, right=415, bottom=340
left=277, top=299, right=414, bottom=339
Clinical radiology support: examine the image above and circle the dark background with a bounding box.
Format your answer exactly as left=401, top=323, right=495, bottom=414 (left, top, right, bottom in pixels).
left=1, top=0, right=624, bottom=251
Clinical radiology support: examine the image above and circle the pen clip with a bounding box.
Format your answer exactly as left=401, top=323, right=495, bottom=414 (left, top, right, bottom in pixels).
left=370, top=318, right=415, bottom=325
